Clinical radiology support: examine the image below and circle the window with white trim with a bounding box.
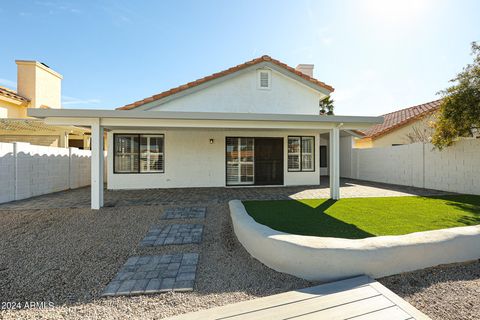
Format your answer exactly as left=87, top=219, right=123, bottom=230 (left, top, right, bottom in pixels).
left=140, top=135, right=164, bottom=172
left=114, top=134, right=164, bottom=173
left=257, top=69, right=271, bottom=89
left=288, top=136, right=315, bottom=172
left=226, top=137, right=254, bottom=185
left=287, top=137, right=301, bottom=171
left=114, top=135, right=139, bottom=173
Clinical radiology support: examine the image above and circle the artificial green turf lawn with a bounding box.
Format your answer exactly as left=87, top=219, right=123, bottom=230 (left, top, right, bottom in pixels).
left=243, top=195, right=480, bottom=239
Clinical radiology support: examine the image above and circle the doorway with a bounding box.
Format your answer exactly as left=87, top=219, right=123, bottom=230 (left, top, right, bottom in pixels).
left=225, top=137, right=284, bottom=186
left=254, top=138, right=284, bottom=185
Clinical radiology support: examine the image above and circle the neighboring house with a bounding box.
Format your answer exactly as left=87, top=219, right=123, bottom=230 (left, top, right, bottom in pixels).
left=0, top=61, right=89, bottom=148
left=354, top=99, right=442, bottom=148
left=30, top=55, right=382, bottom=209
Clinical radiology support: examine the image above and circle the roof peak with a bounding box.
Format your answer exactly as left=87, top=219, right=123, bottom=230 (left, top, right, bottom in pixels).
left=117, top=55, right=333, bottom=110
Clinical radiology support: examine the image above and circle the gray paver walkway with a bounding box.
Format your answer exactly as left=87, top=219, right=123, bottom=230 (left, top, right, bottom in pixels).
left=140, top=224, right=204, bottom=246
left=102, top=253, right=199, bottom=296
left=162, top=207, right=206, bottom=220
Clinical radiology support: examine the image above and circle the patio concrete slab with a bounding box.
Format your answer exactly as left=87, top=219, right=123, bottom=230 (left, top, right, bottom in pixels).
left=102, top=253, right=199, bottom=297
left=140, top=224, right=204, bottom=246
left=0, top=178, right=453, bottom=210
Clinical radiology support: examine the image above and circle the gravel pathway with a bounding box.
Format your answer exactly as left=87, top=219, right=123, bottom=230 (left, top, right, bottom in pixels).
left=0, top=203, right=478, bottom=319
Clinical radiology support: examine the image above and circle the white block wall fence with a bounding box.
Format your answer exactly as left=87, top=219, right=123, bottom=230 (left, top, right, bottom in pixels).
left=349, top=139, right=480, bottom=195
left=0, top=142, right=96, bottom=204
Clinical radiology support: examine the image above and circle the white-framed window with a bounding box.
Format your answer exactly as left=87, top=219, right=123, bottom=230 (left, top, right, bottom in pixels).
left=114, top=134, right=139, bottom=173
left=301, top=137, right=314, bottom=171
left=287, top=137, right=301, bottom=171
left=140, top=135, right=164, bottom=172
left=226, top=137, right=254, bottom=185
left=288, top=136, right=315, bottom=172
left=257, top=69, right=271, bottom=90
left=114, top=134, right=164, bottom=173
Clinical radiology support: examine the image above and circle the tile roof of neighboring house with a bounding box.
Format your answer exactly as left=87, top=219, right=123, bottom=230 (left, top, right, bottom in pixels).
left=361, top=99, right=442, bottom=139
left=0, top=118, right=89, bottom=133
left=117, top=55, right=335, bottom=110
left=349, top=129, right=366, bottom=137
left=0, top=86, right=30, bottom=104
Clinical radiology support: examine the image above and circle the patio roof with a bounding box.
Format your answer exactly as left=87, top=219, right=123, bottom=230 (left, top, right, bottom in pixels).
left=28, top=109, right=383, bottom=130
left=0, top=118, right=89, bottom=134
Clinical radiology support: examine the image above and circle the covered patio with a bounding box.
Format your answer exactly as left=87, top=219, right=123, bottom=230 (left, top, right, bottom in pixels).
left=28, top=108, right=383, bottom=209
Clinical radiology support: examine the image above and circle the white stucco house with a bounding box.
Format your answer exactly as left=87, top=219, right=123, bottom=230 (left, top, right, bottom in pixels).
left=29, top=55, right=382, bottom=209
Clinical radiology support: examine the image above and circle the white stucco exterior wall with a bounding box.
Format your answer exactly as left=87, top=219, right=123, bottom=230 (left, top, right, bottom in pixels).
left=147, top=68, right=325, bottom=115
left=319, top=134, right=353, bottom=178
left=107, top=129, right=322, bottom=189
left=340, top=136, right=353, bottom=178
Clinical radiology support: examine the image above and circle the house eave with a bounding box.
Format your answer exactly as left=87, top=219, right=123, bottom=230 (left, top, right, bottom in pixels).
left=0, top=94, right=29, bottom=106
left=29, top=108, right=382, bottom=125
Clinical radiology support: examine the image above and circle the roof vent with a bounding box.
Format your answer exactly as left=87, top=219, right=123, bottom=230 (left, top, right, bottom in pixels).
left=257, top=70, right=271, bottom=90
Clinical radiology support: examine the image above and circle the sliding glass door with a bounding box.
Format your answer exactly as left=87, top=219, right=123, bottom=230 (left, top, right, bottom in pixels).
left=226, top=137, right=254, bottom=185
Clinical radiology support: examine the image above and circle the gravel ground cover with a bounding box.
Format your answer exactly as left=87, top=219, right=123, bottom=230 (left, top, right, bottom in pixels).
left=0, top=204, right=309, bottom=319
left=0, top=202, right=478, bottom=319
left=379, top=260, right=480, bottom=320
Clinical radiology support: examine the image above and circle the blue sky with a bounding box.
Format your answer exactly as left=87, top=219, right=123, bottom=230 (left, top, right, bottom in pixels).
left=1, top=0, right=479, bottom=115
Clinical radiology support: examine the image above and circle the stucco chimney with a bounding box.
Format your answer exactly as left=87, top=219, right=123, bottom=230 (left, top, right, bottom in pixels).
left=16, top=60, right=63, bottom=109
left=295, top=64, right=314, bottom=77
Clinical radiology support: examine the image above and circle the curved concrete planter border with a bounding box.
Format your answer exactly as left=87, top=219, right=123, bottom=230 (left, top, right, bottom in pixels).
left=229, top=200, right=480, bottom=281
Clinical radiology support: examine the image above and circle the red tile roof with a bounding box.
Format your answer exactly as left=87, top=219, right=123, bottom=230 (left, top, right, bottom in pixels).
left=350, top=129, right=366, bottom=137
left=362, top=99, right=442, bottom=139
left=117, top=55, right=334, bottom=110
left=0, top=86, right=29, bottom=104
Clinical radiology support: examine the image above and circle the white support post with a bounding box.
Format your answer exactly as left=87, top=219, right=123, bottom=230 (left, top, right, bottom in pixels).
left=91, top=119, right=104, bottom=209
left=329, top=127, right=340, bottom=200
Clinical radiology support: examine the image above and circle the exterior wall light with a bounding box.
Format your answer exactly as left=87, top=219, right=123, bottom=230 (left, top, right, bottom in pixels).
left=209, top=139, right=214, bottom=144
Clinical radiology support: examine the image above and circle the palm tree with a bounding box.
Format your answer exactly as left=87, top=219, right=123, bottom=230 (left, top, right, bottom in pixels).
left=319, top=96, right=335, bottom=115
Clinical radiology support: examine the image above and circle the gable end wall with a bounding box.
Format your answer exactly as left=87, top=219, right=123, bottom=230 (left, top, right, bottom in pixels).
left=148, top=69, right=326, bottom=115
